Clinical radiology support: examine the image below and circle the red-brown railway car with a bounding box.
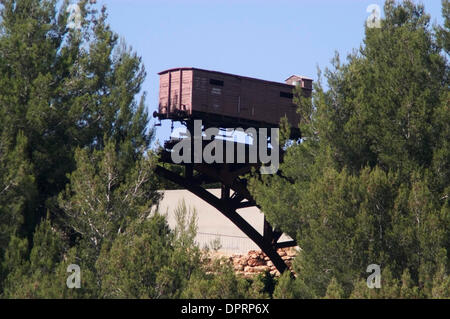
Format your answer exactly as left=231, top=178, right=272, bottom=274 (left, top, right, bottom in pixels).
left=154, top=67, right=312, bottom=132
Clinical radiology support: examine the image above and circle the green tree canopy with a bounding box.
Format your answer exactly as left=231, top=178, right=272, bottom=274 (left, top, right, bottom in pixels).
left=0, top=0, right=150, bottom=237
left=249, top=0, right=449, bottom=298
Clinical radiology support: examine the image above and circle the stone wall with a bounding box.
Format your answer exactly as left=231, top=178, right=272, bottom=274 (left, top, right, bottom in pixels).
left=228, top=247, right=298, bottom=277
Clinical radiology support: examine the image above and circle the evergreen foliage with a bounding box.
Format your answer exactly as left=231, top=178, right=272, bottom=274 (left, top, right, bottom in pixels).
left=249, top=0, right=450, bottom=298
left=0, top=0, right=448, bottom=299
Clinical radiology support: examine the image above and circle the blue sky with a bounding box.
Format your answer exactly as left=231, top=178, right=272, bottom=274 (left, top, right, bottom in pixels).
left=98, top=0, right=445, bottom=145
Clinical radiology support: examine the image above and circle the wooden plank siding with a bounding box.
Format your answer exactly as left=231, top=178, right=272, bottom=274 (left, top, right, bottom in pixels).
left=157, top=67, right=312, bottom=130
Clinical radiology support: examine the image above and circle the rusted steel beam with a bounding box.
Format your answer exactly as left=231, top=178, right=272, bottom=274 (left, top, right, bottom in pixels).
left=263, top=217, right=273, bottom=243
left=272, top=230, right=283, bottom=244
left=155, top=165, right=289, bottom=273
left=221, top=184, right=230, bottom=200
left=275, top=240, right=297, bottom=249
left=194, top=164, right=255, bottom=202
left=233, top=200, right=256, bottom=209
left=191, top=173, right=218, bottom=185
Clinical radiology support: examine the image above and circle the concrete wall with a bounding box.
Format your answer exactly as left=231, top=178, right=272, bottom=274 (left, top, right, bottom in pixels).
left=157, top=189, right=292, bottom=255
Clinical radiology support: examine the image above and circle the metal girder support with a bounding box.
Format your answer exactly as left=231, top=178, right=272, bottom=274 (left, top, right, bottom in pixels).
left=233, top=201, right=256, bottom=209
left=272, top=230, right=283, bottom=244
left=193, top=164, right=255, bottom=203
left=155, top=165, right=290, bottom=274
left=275, top=241, right=297, bottom=249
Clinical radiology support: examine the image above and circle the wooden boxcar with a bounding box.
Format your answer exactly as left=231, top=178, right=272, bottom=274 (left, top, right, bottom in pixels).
left=155, top=67, right=312, bottom=131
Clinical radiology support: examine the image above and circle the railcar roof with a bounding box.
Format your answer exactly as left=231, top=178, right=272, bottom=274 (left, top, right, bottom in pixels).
left=158, top=67, right=305, bottom=88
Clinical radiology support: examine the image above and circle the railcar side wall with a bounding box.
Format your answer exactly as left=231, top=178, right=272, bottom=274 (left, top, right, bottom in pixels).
left=158, top=68, right=305, bottom=128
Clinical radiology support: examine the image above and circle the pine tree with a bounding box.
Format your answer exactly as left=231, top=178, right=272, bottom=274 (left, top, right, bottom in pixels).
left=0, top=130, right=36, bottom=291
left=0, top=0, right=150, bottom=235
left=95, top=201, right=202, bottom=298
left=325, top=277, right=345, bottom=299
left=0, top=0, right=156, bottom=297
left=58, top=139, right=161, bottom=257
left=95, top=213, right=173, bottom=298
left=249, top=0, right=449, bottom=298
left=1, top=216, right=98, bottom=298
left=272, top=272, right=315, bottom=299
left=0, top=131, right=35, bottom=255
left=181, top=261, right=254, bottom=299
left=2, top=217, right=65, bottom=298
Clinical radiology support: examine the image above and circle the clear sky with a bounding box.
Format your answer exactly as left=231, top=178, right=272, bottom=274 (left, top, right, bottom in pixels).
left=98, top=0, right=445, bottom=145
